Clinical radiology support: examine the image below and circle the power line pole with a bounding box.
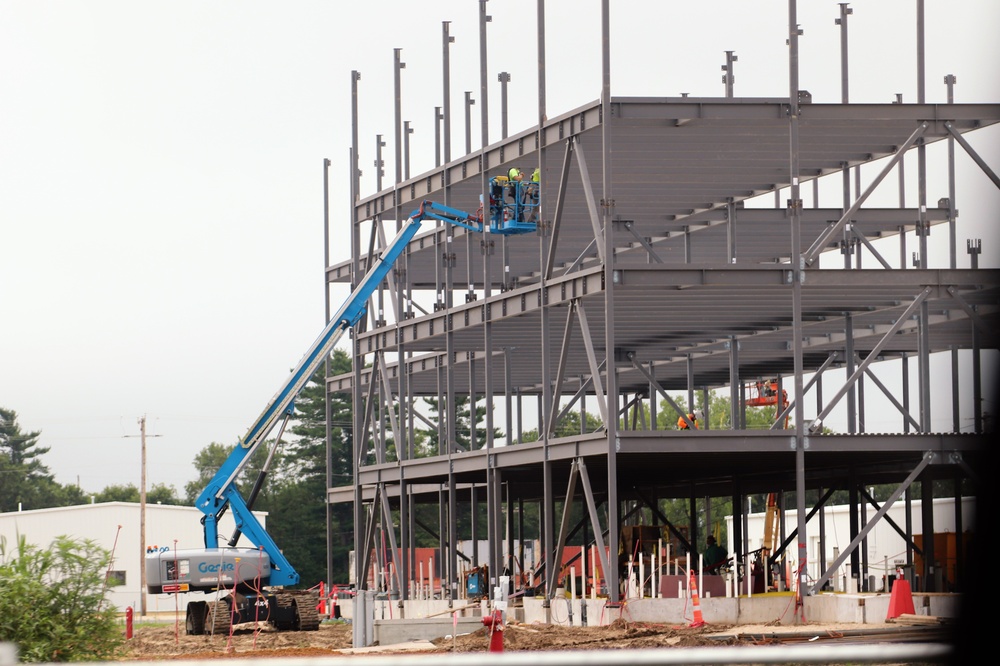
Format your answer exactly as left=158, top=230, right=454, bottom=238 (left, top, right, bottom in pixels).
left=126, top=415, right=161, bottom=617
left=139, top=415, right=148, bottom=617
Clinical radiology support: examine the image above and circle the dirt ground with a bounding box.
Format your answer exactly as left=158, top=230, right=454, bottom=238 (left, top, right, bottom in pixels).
left=119, top=618, right=894, bottom=660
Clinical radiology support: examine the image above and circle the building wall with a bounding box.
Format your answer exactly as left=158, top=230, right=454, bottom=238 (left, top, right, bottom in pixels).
left=0, top=502, right=265, bottom=614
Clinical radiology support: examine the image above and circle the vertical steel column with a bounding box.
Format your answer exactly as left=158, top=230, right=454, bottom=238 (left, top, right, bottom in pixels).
left=479, top=0, right=502, bottom=585
left=323, top=157, right=334, bottom=592
left=434, top=106, right=444, bottom=311
left=479, top=1, right=491, bottom=150
left=443, top=23, right=453, bottom=170
left=350, top=67, right=364, bottom=598
left=442, top=20, right=459, bottom=604
left=464, top=89, right=476, bottom=298
left=725, top=199, right=737, bottom=264
left=893, top=93, right=908, bottom=272
left=722, top=51, right=737, bottom=98
left=686, top=355, right=695, bottom=416
left=701, top=387, right=710, bottom=431
left=841, top=162, right=852, bottom=269
left=499, top=72, right=511, bottom=139
left=435, top=362, right=446, bottom=595
left=818, top=488, right=827, bottom=587
left=836, top=4, right=852, bottom=104
left=464, top=91, right=475, bottom=156
left=953, top=473, right=964, bottom=591
left=498, top=70, right=512, bottom=290
left=403, top=121, right=412, bottom=181
left=837, top=5, right=853, bottom=274
left=392, top=47, right=410, bottom=605
left=787, top=0, right=809, bottom=612
left=921, top=474, right=936, bottom=590
left=434, top=107, right=443, bottom=168
left=728, top=337, right=740, bottom=429
left=945, top=75, right=961, bottom=434
left=902, top=352, right=911, bottom=433
left=945, top=76, right=957, bottom=269
left=599, top=0, right=621, bottom=605
left=471, top=486, right=478, bottom=568
left=848, top=469, right=860, bottom=591
left=916, top=0, right=932, bottom=434
left=969, top=242, right=983, bottom=432
left=860, top=486, right=869, bottom=590
left=394, top=49, right=405, bottom=194
left=905, top=486, right=913, bottom=570
left=845, top=314, right=856, bottom=433
left=536, top=0, right=555, bottom=619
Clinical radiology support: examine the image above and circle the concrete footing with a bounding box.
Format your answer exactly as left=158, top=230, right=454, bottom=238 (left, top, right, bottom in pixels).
left=345, top=591, right=961, bottom=647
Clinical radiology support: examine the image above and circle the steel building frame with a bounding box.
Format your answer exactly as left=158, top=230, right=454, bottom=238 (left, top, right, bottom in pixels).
left=324, top=1, right=994, bottom=616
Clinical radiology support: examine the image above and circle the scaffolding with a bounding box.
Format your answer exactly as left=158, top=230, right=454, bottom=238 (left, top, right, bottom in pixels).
left=323, top=1, right=995, bottom=618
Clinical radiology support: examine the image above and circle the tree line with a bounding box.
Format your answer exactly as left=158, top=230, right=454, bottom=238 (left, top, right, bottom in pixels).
left=8, top=364, right=928, bottom=591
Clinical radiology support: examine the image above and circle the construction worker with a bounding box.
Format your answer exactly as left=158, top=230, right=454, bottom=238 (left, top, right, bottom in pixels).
left=677, top=411, right=699, bottom=429
left=525, top=167, right=541, bottom=221
left=506, top=167, right=525, bottom=220
left=702, top=535, right=728, bottom=575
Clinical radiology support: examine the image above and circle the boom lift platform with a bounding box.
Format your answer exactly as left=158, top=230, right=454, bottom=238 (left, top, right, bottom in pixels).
left=745, top=378, right=790, bottom=428
left=146, top=194, right=536, bottom=634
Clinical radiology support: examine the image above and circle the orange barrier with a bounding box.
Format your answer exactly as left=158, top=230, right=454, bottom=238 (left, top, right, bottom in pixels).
left=688, top=569, right=706, bottom=627
left=886, top=568, right=915, bottom=619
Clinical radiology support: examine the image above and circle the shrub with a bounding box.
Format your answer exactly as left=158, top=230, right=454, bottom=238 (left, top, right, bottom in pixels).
left=0, top=535, right=124, bottom=662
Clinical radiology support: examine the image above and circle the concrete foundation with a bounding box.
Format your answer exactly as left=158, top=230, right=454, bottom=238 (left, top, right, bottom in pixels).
left=342, top=591, right=961, bottom=646
left=373, top=616, right=487, bottom=646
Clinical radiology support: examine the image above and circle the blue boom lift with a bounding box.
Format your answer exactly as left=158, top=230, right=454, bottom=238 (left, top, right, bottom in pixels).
left=145, top=188, right=536, bottom=634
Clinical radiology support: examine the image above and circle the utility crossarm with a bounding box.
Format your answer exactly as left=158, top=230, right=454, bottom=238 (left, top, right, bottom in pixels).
left=193, top=198, right=530, bottom=587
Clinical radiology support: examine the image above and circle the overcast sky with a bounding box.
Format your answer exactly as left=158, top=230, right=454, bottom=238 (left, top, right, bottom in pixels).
left=2, top=0, right=997, bottom=497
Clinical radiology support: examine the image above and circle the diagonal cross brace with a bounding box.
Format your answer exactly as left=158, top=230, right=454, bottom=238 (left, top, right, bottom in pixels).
left=809, top=287, right=931, bottom=433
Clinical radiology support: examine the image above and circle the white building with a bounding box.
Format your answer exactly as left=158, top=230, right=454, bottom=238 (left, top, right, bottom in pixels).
left=0, top=501, right=266, bottom=615
left=727, top=496, right=975, bottom=592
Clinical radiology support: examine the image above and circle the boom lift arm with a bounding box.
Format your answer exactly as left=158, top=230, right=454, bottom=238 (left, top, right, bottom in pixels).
left=146, top=187, right=536, bottom=635
left=193, top=196, right=530, bottom=586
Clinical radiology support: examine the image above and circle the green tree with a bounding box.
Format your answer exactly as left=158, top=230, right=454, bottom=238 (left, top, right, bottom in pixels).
left=93, top=483, right=181, bottom=505
left=183, top=442, right=275, bottom=505
left=418, top=395, right=504, bottom=455
left=0, top=408, right=66, bottom=512
left=271, top=349, right=354, bottom=587
left=519, top=409, right=604, bottom=442
left=0, top=534, right=124, bottom=662
left=656, top=391, right=789, bottom=430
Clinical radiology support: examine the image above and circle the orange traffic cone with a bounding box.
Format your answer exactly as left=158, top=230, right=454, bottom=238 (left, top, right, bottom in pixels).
left=886, top=568, right=915, bottom=620
left=688, top=569, right=706, bottom=628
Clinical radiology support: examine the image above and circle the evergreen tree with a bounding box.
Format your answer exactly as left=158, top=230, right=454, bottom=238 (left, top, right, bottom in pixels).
left=0, top=408, right=64, bottom=512
left=270, top=348, right=354, bottom=587
left=418, top=395, right=504, bottom=454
